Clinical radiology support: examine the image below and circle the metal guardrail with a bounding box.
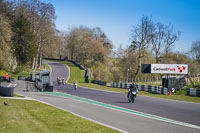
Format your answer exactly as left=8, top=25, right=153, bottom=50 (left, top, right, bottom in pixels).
left=91, top=80, right=107, bottom=86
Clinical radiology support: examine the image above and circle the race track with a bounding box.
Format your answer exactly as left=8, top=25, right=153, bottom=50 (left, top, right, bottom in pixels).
left=15, top=61, right=200, bottom=133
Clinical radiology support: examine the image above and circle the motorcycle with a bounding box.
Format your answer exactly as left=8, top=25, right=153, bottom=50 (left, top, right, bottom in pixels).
left=62, top=78, right=65, bottom=85
left=128, top=89, right=137, bottom=103
left=74, top=82, right=78, bottom=90
left=57, top=77, right=61, bottom=86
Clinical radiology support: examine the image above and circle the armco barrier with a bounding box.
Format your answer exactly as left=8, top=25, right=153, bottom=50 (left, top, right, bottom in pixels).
left=111, top=82, right=168, bottom=95
left=68, top=60, right=85, bottom=70
left=91, top=80, right=107, bottom=86
left=0, top=86, right=13, bottom=97
left=186, top=88, right=200, bottom=97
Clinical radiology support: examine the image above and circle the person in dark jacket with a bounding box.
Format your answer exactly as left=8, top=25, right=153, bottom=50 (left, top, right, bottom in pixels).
left=127, top=83, right=138, bottom=98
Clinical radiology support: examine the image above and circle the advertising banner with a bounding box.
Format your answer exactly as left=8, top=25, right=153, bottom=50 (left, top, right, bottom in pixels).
left=151, top=64, right=188, bottom=74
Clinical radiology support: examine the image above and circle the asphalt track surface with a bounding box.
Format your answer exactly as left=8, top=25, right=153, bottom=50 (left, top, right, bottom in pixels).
left=14, top=61, right=200, bottom=133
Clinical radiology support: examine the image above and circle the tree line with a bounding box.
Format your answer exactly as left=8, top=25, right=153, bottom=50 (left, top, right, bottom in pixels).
left=0, top=0, right=60, bottom=73
left=63, top=26, right=112, bottom=68
left=1, top=0, right=200, bottom=82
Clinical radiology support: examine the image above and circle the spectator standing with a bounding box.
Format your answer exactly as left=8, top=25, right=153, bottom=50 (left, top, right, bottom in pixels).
left=5, top=73, right=9, bottom=82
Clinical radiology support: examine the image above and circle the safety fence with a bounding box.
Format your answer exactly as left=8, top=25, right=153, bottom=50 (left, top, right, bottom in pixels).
left=91, top=80, right=107, bottom=86
left=186, top=88, right=200, bottom=97
left=111, top=82, right=168, bottom=95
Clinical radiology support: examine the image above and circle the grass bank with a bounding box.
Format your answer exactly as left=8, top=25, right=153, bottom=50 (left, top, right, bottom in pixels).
left=43, top=63, right=50, bottom=70
left=0, top=98, right=119, bottom=133
left=46, top=60, right=86, bottom=83
left=64, top=61, right=85, bottom=83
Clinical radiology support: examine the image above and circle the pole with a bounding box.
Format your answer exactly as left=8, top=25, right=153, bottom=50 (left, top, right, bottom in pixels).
left=99, top=69, right=100, bottom=80
left=127, top=69, right=129, bottom=83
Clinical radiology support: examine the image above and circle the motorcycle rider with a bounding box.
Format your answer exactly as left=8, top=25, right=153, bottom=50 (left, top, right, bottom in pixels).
left=62, top=78, right=65, bottom=85
left=127, top=82, right=138, bottom=98
left=57, top=77, right=61, bottom=86
left=74, top=80, right=78, bottom=89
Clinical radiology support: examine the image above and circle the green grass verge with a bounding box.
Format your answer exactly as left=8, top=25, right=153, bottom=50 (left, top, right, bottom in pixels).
left=0, top=98, right=119, bottom=133
left=64, top=61, right=85, bottom=83
left=43, top=63, right=50, bottom=70
left=139, top=90, right=200, bottom=103
left=13, top=94, right=25, bottom=97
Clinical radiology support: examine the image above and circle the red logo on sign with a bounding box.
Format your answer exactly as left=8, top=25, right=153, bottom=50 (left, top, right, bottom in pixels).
left=177, top=66, right=186, bottom=72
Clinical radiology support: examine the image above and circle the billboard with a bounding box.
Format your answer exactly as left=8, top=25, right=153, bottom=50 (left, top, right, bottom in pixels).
left=141, top=64, right=151, bottom=73
left=151, top=64, right=188, bottom=74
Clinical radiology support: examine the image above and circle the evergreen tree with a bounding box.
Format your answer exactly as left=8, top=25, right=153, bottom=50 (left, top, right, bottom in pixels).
left=11, top=14, right=37, bottom=65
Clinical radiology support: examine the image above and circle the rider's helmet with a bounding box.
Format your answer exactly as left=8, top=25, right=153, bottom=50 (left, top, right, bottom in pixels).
left=131, top=82, right=135, bottom=89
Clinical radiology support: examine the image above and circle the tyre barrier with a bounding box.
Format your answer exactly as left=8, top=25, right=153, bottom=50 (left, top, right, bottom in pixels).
left=186, top=88, right=200, bottom=97
left=111, top=82, right=168, bottom=95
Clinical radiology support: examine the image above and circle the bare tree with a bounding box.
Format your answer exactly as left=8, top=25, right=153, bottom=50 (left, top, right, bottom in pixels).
left=190, top=41, right=200, bottom=62
left=150, top=21, right=180, bottom=63
left=151, top=23, right=165, bottom=63
left=93, top=27, right=113, bottom=52
left=164, top=24, right=180, bottom=56
left=130, top=16, right=153, bottom=79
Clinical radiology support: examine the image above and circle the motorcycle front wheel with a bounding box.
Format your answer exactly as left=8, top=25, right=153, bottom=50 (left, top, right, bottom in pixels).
left=130, top=95, right=134, bottom=103
left=128, top=95, right=133, bottom=103
left=131, top=97, right=135, bottom=103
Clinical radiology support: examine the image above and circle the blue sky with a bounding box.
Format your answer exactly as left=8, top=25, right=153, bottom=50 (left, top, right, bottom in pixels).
left=44, top=0, right=200, bottom=53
